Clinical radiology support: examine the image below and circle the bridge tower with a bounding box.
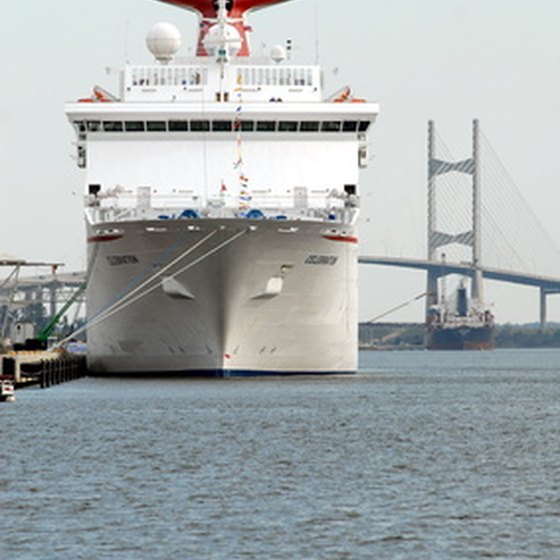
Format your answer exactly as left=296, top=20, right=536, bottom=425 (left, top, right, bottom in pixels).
left=426, top=119, right=483, bottom=315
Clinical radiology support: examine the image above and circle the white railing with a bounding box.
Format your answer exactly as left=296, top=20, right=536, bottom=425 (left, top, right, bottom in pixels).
left=85, top=189, right=358, bottom=225
left=123, top=63, right=322, bottom=103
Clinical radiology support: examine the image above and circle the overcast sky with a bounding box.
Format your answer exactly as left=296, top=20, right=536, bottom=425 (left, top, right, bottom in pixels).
left=1, top=0, right=559, bottom=323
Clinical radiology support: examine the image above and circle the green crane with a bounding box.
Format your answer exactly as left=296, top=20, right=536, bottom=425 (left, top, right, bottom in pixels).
left=37, top=283, right=86, bottom=343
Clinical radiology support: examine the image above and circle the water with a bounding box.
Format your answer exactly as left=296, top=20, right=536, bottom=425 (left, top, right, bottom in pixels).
left=2, top=349, right=559, bottom=559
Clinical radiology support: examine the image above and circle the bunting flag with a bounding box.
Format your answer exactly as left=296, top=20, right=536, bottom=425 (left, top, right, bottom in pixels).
left=234, top=72, right=243, bottom=92
left=233, top=73, right=251, bottom=211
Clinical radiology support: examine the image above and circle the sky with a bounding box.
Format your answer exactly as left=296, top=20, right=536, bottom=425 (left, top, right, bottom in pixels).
left=1, top=0, right=559, bottom=324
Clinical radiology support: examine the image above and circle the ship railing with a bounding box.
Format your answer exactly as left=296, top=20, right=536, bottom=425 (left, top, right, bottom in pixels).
left=86, top=206, right=348, bottom=224
left=232, top=65, right=322, bottom=103
left=123, top=63, right=322, bottom=103
left=85, top=198, right=355, bottom=225
left=85, top=189, right=352, bottom=209
left=124, top=65, right=208, bottom=102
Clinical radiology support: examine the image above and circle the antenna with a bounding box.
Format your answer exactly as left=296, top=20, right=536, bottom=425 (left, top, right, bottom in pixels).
left=124, top=0, right=131, bottom=64
left=216, top=0, right=228, bottom=63
left=286, top=38, right=292, bottom=61
left=314, top=0, right=320, bottom=65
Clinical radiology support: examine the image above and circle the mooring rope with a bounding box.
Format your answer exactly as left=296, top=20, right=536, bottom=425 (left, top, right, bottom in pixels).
left=52, top=226, right=248, bottom=350
left=366, top=291, right=427, bottom=324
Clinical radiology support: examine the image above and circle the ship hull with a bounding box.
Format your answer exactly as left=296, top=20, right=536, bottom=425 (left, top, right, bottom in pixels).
left=427, top=325, right=495, bottom=351
left=85, top=218, right=358, bottom=375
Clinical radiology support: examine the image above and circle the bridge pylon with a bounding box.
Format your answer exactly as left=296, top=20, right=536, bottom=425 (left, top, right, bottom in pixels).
left=426, top=119, right=483, bottom=317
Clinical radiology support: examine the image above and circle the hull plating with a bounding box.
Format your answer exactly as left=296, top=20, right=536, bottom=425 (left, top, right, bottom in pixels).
left=86, top=218, right=358, bottom=374
left=427, top=325, right=495, bottom=351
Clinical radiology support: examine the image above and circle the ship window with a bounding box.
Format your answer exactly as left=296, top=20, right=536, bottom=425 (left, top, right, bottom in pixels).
left=300, top=121, right=320, bottom=132
left=294, top=69, right=306, bottom=86
left=342, top=121, right=358, bottom=132
left=285, top=69, right=292, bottom=86
left=74, top=121, right=86, bottom=134
left=278, top=121, right=298, bottom=132
left=188, top=68, right=203, bottom=86
left=212, top=120, right=233, bottom=131
left=240, top=120, right=255, bottom=132
left=125, top=121, right=145, bottom=132
left=87, top=121, right=101, bottom=132
left=306, top=68, right=313, bottom=86
left=256, top=121, right=276, bottom=132
left=103, top=121, right=123, bottom=132
left=147, top=121, right=167, bottom=132
left=358, top=121, right=371, bottom=132
left=191, top=120, right=210, bottom=132
left=321, top=121, right=341, bottom=132
left=169, top=120, right=189, bottom=131
left=174, top=68, right=184, bottom=86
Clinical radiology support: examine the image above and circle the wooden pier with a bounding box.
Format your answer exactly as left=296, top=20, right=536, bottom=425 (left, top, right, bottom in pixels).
left=0, top=351, right=86, bottom=392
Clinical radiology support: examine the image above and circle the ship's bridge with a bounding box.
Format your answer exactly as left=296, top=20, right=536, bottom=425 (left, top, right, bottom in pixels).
left=123, top=61, right=322, bottom=103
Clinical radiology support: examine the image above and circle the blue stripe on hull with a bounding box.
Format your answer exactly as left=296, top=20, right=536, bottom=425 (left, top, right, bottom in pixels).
left=87, top=369, right=357, bottom=378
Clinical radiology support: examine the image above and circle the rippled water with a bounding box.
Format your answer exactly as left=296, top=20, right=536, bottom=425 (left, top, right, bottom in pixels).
left=2, top=349, right=559, bottom=559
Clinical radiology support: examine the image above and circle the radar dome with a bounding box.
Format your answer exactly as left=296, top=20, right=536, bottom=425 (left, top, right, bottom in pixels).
left=271, top=45, right=287, bottom=63
left=146, top=22, right=181, bottom=64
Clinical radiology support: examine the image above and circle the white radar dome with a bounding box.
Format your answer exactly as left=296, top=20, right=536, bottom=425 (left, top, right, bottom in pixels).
left=146, top=22, right=181, bottom=64
left=203, top=24, right=242, bottom=58
left=271, top=45, right=286, bottom=64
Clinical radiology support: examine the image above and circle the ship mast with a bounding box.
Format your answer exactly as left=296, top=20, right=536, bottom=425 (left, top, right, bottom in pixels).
left=216, top=0, right=228, bottom=97
left=216, top=0, right=229, bottom=63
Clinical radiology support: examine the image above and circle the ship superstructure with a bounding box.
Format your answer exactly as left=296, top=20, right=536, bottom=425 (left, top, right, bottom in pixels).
left=66, top=0, right=379, bottom=375
left=427, top=278, right=495, bottom=350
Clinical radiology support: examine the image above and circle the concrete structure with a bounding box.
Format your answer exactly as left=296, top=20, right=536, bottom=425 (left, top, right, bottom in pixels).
left=426, top=119, right=483, bottom=313
left=358, top=256, right=560, bottom=330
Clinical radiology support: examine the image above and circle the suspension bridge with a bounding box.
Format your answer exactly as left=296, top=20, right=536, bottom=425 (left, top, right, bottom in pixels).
left=359, top=119, right=560, bottom=330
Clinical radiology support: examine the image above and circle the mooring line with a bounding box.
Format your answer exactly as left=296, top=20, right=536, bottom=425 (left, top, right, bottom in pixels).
left=52, top=227, right=248, bottom=349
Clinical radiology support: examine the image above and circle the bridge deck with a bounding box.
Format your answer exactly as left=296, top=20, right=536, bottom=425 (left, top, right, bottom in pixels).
left=358, top=256, right=560, bottom=293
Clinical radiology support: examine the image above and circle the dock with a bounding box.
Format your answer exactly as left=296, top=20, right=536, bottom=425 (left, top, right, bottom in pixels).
left=0, top=351, right=86, bottom=393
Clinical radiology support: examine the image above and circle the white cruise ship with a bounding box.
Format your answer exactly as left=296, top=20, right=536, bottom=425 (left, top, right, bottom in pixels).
left=65, top=0, right=379, bottom=375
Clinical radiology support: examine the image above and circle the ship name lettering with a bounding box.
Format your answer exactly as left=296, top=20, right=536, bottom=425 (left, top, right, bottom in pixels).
left=107, top=255, right=139, bottom=266
left=305, top=255, right=338, bottom=265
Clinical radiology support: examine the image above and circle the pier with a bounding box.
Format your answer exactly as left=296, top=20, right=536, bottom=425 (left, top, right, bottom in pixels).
left=0, top=351, right=86, bottom=394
